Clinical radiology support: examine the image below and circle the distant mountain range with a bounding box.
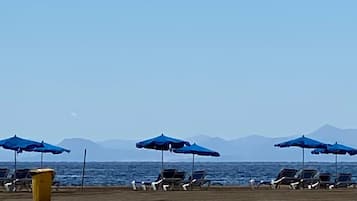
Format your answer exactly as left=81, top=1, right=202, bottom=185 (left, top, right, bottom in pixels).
left=2, top=125, right=357, bottom=162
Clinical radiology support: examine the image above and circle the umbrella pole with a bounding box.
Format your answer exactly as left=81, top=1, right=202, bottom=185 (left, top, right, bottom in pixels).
left=335, top=154, right=338, bottom=179
left=192, top=154, right=195, bottom=177
left=41, top=153, right=43, bottom=168
left=81, top=149, right=87, bottom=192
left=302, top=147, right=305, bottom=170
left=14, top=151, right=17, bottom=180
left=161, top=149, right=164, bottom=170
left=191, top=154, right=195, bottom=191
left=302, top=147, right=305, bottom=181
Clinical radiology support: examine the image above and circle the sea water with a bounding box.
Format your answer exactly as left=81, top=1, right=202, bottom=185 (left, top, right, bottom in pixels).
left=1, top=162, right=357, bottom=186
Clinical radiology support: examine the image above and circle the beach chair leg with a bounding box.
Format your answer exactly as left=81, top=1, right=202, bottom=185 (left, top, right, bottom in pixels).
left=271, top=182, right=278, bottom=189
left=163, top=184, right=169, bottom=191
left=4, top=182, right=14, bottom=192
left=249, top=179, right=256, bottom=189
left=151, top=183, right=157, bottom=191
left=206, top=181, right=211, bottom=190
left=141, top=182, right=147, bottom=191
left=28, top=184, right=32, bottom=192
left=182, top=183, right=189, bottom=191
left=131, top=181, right=137, bottom=190
left=308, top=182, right=319, bottom=189
left=290, top=182, right=299, bottom=190
left=151, top=179, right=163, bottom=191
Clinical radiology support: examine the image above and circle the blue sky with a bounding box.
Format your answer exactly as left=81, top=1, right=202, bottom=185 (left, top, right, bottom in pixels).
left=0, top=1, right=356, bottom=143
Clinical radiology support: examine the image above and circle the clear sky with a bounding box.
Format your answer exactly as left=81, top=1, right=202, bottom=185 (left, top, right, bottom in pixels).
left=1, top=1, right=356, bottom=143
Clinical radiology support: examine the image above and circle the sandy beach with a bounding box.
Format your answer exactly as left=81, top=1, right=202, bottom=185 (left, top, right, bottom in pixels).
left=1, top=187, right=357, bottom=201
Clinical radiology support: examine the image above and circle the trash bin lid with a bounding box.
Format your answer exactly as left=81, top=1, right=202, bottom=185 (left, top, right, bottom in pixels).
left=30, top=168, right=54, bottom=175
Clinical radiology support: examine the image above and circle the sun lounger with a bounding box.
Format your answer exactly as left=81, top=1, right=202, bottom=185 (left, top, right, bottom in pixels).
left=329, top=173, right=354, bottom=189
left=131, top=174, right=162, bottom=190
left=151, top=169, right=177, bottom=191
left=14, top=169, right=32, bottom=192
left=182, top=170, right=211, bottom=190
left=289, top=169, right=319, bottom=189
left=161, top=171, right=186, bottom=191
left=152, top=169, right=186, bottom=191
left=308, top=172, right=333, bottom=189
left=4, top=169, right=32, bottom=192
left=0, top=168, right=11, bottom=189
left=132, top=169, right=178, bottom=191
left=257, top=168, right=297, bottom=189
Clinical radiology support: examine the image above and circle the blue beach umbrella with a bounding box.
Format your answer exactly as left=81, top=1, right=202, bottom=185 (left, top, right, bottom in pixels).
left=136, top=134, right=190, bottom=169
left=29, top=142, right=70, bottom=168
left=0, top=135, right=43, bottom=152
left=173, top=143, right=220, bottom=175
left=312, top=142, right=357, bottom=177
left=0, top=135, right=43, bottom=178
left=274, top=135, right=326, bottom=170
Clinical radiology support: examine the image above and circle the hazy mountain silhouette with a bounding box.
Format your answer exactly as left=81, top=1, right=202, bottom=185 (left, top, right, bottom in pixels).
left=2, top=125, right=357, bottom=162
left=309, top=124, right=357, bottom=145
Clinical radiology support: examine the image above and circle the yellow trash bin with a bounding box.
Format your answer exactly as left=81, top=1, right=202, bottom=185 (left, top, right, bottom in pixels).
left=30, top=169, right=54, bottom=201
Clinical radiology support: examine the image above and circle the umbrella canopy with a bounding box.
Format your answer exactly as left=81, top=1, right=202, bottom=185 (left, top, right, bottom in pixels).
left=136, top=134, right=190, bottom=150
left=275, top=135, right=326, bottom=169
left=136, top=134, right=190, bottom=169
left=275, top=135, right=326, bottom=149
left=312, top=142, right=357, bottom=177
left=173, top=143, right=220, bottom=156
left=0, top=135, right=43, bottom=152
left=29, top=142, right=71, bottom=168
left=173, top=143, right=220, bottom=175
left=31, top=142, right=70, bottom=154
left=0, top=135, right=43, bottom=179
left=326, top=143, right=357, bottom=155
left=312, top=143, right=357, bottom=155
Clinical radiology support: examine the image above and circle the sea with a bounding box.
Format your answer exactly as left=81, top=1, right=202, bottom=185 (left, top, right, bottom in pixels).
left=1, top=162, right=357, bottom=186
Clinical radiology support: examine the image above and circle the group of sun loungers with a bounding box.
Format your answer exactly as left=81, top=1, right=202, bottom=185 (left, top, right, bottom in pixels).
left=132, top=169, right=211, bottom=191
left=0, top=168, right=32, bottom=192
left=133, top=167, right=357, bottom=191
left=2, top=166, right=356, bottom=192
left=253, top=168, right=356, bottom=190
left=0, top=168, right=60, bottom=192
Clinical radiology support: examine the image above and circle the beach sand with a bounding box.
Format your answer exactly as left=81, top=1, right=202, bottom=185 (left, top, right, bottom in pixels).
left=1, top=186, right=357, bottom=201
